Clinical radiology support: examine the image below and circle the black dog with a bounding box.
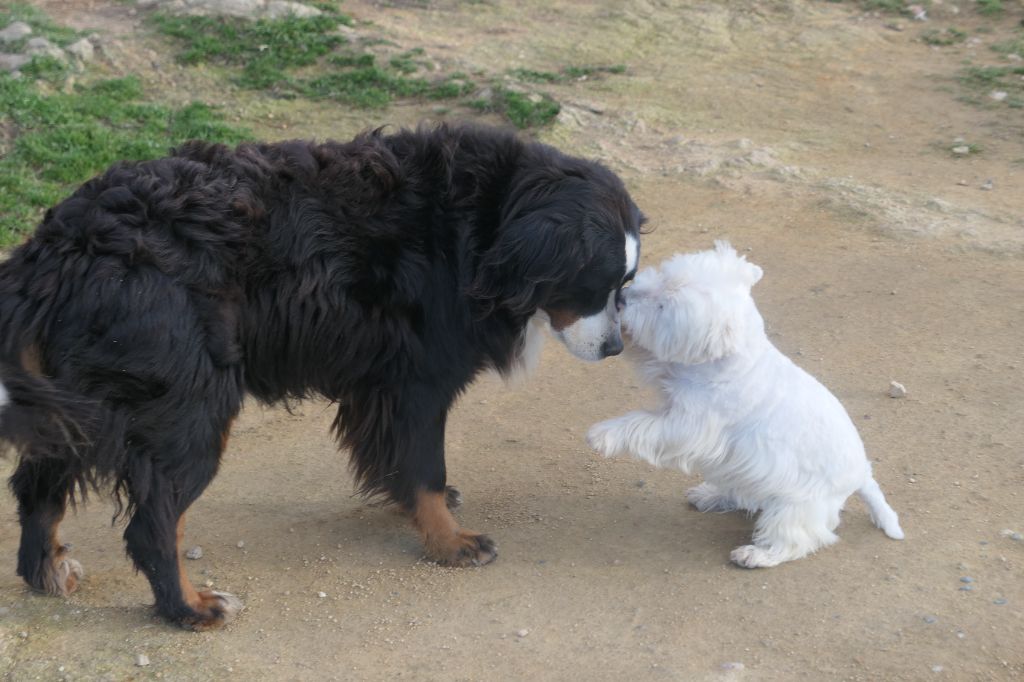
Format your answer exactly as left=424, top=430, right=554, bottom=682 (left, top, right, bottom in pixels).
left=0, top=124, right=642, bottom=630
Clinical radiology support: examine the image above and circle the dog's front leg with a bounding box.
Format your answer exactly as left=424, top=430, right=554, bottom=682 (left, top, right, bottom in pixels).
left=587, top=409, right=676, bottom=466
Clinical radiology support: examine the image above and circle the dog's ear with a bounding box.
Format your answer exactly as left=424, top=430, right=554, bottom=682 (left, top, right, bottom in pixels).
left=642, top=289, right=739, bottom=365
left=468, top=212, right=585, bottom=317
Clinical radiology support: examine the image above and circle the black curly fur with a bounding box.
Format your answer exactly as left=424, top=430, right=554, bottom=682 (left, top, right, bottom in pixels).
left=0, top=123, right=641, bottom=626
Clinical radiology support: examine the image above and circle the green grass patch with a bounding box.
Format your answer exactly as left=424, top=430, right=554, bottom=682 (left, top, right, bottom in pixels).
left=922, top=28, right=967, bottom=46
left=976, top=0, right=1003, bottom=15
left=0, top=2, right=81, bottom=46
left=991, top=33, right=1024, bottom=56
left=151, top=12, right=352, bottom=89
left=0, top=72, right=249, bottom=245
left=510, top=64, right=627, bottom=84
left=471, top=87, right=561, bottom=129
left=957, top=64, right=1024, bottom=108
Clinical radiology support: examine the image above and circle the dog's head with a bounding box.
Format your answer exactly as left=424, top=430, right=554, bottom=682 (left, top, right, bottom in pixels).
left=471, top=146, right=643, bottom=361
left=621, top=241, right=763, bottom=365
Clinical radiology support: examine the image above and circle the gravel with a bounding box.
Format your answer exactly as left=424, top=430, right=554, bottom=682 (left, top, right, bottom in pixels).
left=889, top=381, right=907, bottom=398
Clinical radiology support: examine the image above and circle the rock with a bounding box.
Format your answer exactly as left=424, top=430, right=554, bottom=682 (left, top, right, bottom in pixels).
left=907, top=4, right=927, bottom=20
left=989, top=90, right=1008, bottom=102
left=721, top=662, right=745, bottom=671
left=980, top=179, right=993, bottom=191
left=0, top=53, right=31, bottom=72
left=185, top=546, right=203, bottom=560
left=236, top=540, right=245, bottom=548
left=266, top=1, right=322, bottom=18
left=25, top=37, right=66, bottom=61
left=889, top=381, right=907, bottom=398
left=1000, top=529, right=1022, bottom=541
left=0, top=21, right=32, bottom=44
left=317, top=591, right=327, bottom=598
left=515, top=628, right=529, bottom=637
left=66, top=38, right=94, bottom=63
left=135, top=654, right=150, bottom=667
left=931, top=665, right=944, bottom=673
left=951, top=145, right=970, bottom=155
left=923, top=615, right=937, bottom=624
left=959, top=585, right=974, bottom=591
left=960, top=576, right=974, bottom=583
left=993, top=598, right=1008, bottom=605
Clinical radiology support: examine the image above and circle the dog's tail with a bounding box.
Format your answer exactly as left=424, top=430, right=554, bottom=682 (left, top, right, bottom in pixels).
left=0, top=363, right=103, bottom=462
left=857, top=476, right=905, bottom=540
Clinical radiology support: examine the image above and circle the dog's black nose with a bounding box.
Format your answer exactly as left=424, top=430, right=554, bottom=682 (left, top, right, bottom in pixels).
left=601, top=336, right=624, bottom=357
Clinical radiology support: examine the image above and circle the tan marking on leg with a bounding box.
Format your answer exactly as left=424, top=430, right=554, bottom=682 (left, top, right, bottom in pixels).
left=412, top=490, right=497, bottom=567
left=175, top=514, right=243, bottom=630
left=20, top=344, right=45, bottom=377
left=37, top=501, right=83, bottom=596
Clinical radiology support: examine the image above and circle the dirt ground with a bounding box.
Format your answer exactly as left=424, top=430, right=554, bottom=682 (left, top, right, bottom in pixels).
left=2, top=0, right=1023, bottom=679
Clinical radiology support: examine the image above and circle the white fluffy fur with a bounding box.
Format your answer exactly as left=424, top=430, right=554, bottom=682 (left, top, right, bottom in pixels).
left=587, top=241, right=904, bottom=568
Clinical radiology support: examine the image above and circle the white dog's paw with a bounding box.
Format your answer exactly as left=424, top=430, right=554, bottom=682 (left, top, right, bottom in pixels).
left=686, top=483, right=737, bottom=513
left=586, top=421, right=625, bottom=458
left=730, top=545, right=782, bottom=569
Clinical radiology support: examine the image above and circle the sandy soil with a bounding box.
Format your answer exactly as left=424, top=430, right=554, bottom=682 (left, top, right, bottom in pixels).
left=2, top=1, right=1023, bottom=679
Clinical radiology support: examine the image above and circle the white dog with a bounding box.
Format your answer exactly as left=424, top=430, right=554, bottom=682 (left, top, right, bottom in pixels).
left=587, top=241, right=903, bottom=568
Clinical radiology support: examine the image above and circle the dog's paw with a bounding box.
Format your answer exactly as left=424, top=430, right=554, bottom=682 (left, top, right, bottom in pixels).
left=730, top=545, right=781, bottom=569
left=586, top=421, right=624, bottom=458
left=431, top=532, right=498, bottom=568
left=180, top=590, right=245, bottom=632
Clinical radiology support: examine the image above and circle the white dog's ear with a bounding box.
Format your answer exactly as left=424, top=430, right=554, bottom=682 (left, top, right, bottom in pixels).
left=646, top=290, right=739, bottom=365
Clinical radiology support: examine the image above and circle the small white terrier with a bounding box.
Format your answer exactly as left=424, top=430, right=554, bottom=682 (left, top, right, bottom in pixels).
left=587, top=241, right=904, bottom=568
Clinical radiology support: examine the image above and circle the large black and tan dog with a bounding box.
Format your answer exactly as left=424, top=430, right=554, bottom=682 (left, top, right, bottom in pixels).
left=0, top=124, right=642, bottom=630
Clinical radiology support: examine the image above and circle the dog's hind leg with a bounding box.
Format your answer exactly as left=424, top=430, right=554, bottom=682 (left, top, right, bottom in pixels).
left=123, top=411, right=243, bottom=630
left=730, top=500, right=840, bottom=568
left=10, top=457, right=83, bottom=596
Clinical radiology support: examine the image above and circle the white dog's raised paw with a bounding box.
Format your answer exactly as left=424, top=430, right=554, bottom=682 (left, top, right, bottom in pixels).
left=686, top=483, right=737, bottom=513
left=730, top=545, right=782, bottom=569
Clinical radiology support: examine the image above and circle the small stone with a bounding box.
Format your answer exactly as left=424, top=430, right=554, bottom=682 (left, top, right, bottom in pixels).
left=135, top=654, right=150, bottom=667
left=516, top=628, right=529, bottom=638
left=185, top=546, right=203, bottom=560
left=889, top=381, right=907, bottom=398
left=923, top=615, right=938, bottom=624
left=236, top=540, right=245, bottom=549
left=999, top=529, right=1021, bottom=541
left=721, top=662, right=745, bottom=671
left=66, top=38, right=94, bottom=63
left=204, top=580, right=213, bottom=587
left=0, top=53, right=30, bottom=73
left=0, top=21, right=32, bottom=43
left=19, top=631, right=28, bottom=639
left=317, top=591, right=327, bottom=598
left=993, top=598, right=1008, bottom=605
left=25, top=37, right=65, bottom=61
left=989, top=90, right=1008, bottom=102
left=960, top=576, right=974, bottom=583
left=932, top=665, right=944, bottom=673
left=980, top=179, right=993, bottom=191
left=959, top=585, right=973, bottom=591
left=957, top=180, right=968, bottom=186
left=951, top=145, right=970, bottom=155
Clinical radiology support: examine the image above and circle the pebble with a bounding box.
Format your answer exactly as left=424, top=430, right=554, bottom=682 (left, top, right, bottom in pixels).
left=19, top=631, right=27, bottom=639
left=951, top=145, right=970, bottom=155
left=317, top=591, right=327, bottom=598
left=0, top=21, right=32, bottom=43
left=957, top=180, right=968, bottom=186
left=721, top=662, right=745, bottom=671
left=980, top=180, right=993, bottom=191
left=889, top=381, right=907, bottom=398
left=960, top=576, right=974, bottom=583
left=999, top=529, right=1022, bottom=541
left=923, top=615, right=938, bottom=624
left=931, top=665, right=944, bottom=673
left=989, top=90, right=1008, bottom=102
left=516, top=629, right=529, bottom=638
left=136, top=654, right=150, bottom=667
left=236, top=540, right=245, bottom=549
left=185, top=546, right=203, bottom=560
left=993, top=598, right=1008, bottom=605
left=959, top=585, right=974, bottom=591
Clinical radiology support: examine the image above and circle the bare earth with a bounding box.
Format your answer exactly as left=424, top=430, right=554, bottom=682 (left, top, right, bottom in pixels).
left=2, top=1, right=1023, bottom=679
